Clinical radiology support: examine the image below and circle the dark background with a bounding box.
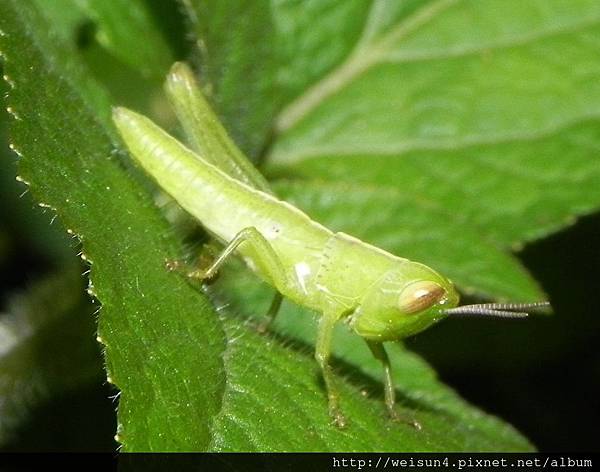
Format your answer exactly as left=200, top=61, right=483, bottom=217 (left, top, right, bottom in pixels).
left=1, top=7, right=598, bottom=453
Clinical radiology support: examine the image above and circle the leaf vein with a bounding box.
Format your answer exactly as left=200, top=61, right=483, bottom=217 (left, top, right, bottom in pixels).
left=274, top=0, right=459, bottom=132
left=383, top=15, right=600, bottom=63
left=270, top=112, right=600, bottom=164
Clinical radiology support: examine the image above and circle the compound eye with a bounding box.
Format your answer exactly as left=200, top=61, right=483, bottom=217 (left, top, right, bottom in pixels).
left=398, top=280, right=445, bottom=314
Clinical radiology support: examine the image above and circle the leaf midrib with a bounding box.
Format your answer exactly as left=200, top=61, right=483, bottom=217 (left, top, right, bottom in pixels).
left=274, top=0, right=459, bottom=133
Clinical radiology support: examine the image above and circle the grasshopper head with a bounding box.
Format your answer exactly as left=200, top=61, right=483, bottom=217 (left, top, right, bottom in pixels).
left=350, top=262, right=549, bottom=342
left=350, top=262, right=459, bottom=342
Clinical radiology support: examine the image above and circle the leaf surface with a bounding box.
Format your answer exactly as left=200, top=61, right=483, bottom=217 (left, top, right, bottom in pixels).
left=262, top=0, right=600, bottom=301
left=0, top=0, right=544, bottom=451
left=210, top=261, right=533, bottom=451
left=182, top=0, right=281, bottom=158
left=1, top=0, right=225, bottom=451
left=76, top=0, right=175, bottom=77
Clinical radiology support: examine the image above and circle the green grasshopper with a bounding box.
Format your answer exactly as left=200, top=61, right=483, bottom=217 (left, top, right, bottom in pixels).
left=113, top=63, right=548, bottom=428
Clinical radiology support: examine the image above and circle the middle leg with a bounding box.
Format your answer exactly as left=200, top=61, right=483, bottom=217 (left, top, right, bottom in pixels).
left=366, top=340, right=421, bottom=430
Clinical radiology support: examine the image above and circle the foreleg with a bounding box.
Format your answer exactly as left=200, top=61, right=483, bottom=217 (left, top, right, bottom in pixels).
left=185, top=227, right=290, bottom=325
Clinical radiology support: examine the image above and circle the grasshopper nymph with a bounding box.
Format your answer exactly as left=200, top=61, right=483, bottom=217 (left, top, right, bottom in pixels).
left=113, top=63, right=548, bottom=428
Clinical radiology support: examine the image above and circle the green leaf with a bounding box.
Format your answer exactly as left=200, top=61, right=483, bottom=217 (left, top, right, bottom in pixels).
left=61, top=0, right=181, bottom=123
left=264, top=0, right=600, bottom=301
left=75, top=0, right=175, bottom=78
left=210, top=261, right=533, bottom=451
left=1, top=0, right=535, bottom=451
left=1, top=0, right=226, bottom=451
left=181, top=0, right=281, bottom=158
left=32, top=0, right=88, bottom=43
left=0, top=268, right=102, bottom=444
